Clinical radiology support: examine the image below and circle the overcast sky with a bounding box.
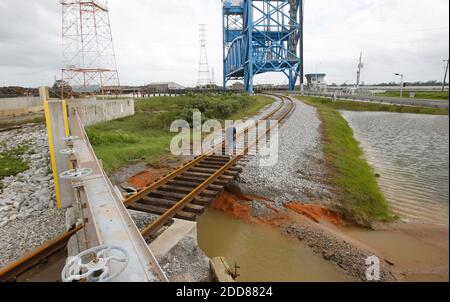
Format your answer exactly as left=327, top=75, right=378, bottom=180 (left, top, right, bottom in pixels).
left=0, top=0, right=448, bottom=87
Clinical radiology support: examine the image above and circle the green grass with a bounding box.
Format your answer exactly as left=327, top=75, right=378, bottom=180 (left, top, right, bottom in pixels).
left=227, top=97, right=274, bottom=121
left=298, top=96, right=395, bottom=225
left=0, top=143, right=30, bottom=182
left=300, top=96, right=448, bottom=115
left=87, top=94, right=274, bottom=174
left=374, top=91, right=449, bottom=100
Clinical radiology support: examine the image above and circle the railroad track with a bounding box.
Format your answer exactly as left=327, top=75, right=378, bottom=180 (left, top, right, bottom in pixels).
left=0, top=94, right=294, bottom=282
left=0, top=226, right=82, bottom=282
left=124, top=94, right=295, bottom=238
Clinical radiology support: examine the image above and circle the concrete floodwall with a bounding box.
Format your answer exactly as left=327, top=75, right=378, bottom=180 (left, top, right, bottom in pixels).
left=67, top=98, right=135, bottom=126
left=0, top=97, right=43, bottom=118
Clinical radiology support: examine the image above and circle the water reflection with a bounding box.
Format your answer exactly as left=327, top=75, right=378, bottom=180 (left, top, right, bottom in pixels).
left=341, top=111, right=449, bottom=225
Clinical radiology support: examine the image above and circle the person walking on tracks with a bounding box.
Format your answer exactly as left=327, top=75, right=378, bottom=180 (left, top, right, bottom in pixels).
left=226, top=126, right=237, bottom=156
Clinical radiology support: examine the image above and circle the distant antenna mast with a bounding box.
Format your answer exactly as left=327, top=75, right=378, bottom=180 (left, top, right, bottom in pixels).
left=60, top=0, right=121, bottom=97
left=211, top=67, right=216, bottom=86
left=356, top=51, right=364, bottom=88
left=197, top=24, right=212, bottom=87
left=443, top=59, right=449, bottom=92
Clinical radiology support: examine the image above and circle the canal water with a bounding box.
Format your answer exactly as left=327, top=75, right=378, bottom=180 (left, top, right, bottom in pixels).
left=341, top=111, right=449, bottom=226
left=197, top=209, right=352, bottom=282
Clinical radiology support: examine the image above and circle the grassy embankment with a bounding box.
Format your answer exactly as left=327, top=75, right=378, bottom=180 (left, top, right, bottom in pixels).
left=0, top=143, right=31, bottom=188
left=298, top=96, right=397, bottom=224
left=374, top=90, right=449, bottom=100
left=87, top=94, right=274, bottom=174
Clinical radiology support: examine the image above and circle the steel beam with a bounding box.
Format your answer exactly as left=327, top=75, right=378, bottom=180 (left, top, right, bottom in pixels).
left=62, top=106, right=168, bottom=282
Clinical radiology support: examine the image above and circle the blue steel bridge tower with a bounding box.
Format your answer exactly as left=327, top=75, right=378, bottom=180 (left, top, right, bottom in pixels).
left=223, top=0, right=304, bottom=93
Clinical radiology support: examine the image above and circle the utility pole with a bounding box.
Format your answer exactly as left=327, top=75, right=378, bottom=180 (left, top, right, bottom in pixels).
left=395, top=73, right=404, bottom=98
left=211, top=67, right=216, bottom=86
left=443, top=59, right=449, bottom=92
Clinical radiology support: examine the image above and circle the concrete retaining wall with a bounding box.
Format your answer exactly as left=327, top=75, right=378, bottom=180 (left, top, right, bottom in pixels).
left=69, top=98, right=135, bottom=126
left=1, top=97, right=135, bottom=125
left=0, top=97, right=43, bottom=118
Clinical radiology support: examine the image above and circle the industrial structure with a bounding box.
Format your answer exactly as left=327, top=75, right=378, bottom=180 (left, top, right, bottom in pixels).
left=61, top=0, right=121, bottom=97
left=222, top=0, right=304, bottom=93
left=197, top=24, right=213, bottom=87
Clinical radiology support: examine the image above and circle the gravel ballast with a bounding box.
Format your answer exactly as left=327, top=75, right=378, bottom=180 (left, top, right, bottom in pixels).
left=0, top=124, right=66, bottom=268
left=238, top=99, right=332, bottom=207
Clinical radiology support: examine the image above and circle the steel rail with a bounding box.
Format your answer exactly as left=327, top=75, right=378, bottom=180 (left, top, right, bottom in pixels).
left=124, top=94, right=285, bottom=206
left=0, top=225, right=83, bottom=282
left=140, top=95, right=295, bottom=238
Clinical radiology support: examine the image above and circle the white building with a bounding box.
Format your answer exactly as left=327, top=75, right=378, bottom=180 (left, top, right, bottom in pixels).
left=305, top=73, right=327, bottom=91
left=146, top=82, right=185, bottom=92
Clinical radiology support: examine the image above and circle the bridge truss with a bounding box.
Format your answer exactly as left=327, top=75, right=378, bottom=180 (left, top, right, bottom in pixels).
left=223, top=0, right=304, bottom=93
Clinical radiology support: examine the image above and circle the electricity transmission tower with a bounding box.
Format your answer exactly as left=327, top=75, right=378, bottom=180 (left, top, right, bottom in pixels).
left=60, top=0, right=121, bottom=97
left=197, top=24, right=212, bottom=88
left=356, top=51, right=364, bottom=88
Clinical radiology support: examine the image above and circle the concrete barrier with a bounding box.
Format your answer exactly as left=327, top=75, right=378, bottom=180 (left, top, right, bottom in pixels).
left=0, top=97, right=43, bottom=118
left=69, top=98, right=135, bottom=126
left=1, top=97, right=135, bottom=126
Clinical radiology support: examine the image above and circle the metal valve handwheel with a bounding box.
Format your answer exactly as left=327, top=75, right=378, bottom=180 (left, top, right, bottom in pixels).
left=62, top=245, right=129, bottom=282
left=63, top=136, right=79, bottom=142
left=60, top=168, right=93, bottom=179
left=59, top=148, right=78, bottom=156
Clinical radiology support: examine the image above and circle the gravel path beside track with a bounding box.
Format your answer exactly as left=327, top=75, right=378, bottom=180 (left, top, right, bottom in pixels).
left=238, top=99, right=332, bottom=207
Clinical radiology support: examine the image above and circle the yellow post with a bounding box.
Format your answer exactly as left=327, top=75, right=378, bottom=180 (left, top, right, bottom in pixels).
left=44, top=100, right=63, bottom=209
left=61, top=100, right=73, bottom=170
left=62, top=100, right=70, bottom=137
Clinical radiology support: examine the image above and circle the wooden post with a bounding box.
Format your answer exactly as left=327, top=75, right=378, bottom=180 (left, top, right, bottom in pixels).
left=210, top=257, right=236, bottom=282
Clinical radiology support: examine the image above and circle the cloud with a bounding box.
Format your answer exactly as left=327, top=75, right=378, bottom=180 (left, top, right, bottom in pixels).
left=0, top=0, right=448, bottom=87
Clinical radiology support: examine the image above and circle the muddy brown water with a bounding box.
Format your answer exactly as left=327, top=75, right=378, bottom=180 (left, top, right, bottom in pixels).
left=197, top=209, right=353, bottom=282
left=340, top=225, right=449, bottom=281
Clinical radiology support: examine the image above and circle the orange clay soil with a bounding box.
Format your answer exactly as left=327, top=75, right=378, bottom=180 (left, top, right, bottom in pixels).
left=212, top=190, right=340, bottom=227
left=285, top=202, right=342, bottom=226
left=128, top=169, right=171, bottom=189
left=127, top=157, right=193, bottom=189
left=212, top=191, right=258, bottom=223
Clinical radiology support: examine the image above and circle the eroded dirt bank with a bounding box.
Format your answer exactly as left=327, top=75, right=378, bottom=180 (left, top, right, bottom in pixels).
left=210, top=188, right=398, bottom=281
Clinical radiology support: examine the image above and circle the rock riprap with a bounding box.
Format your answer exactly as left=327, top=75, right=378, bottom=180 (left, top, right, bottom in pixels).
left=0, top=124, right=56, bottom=228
